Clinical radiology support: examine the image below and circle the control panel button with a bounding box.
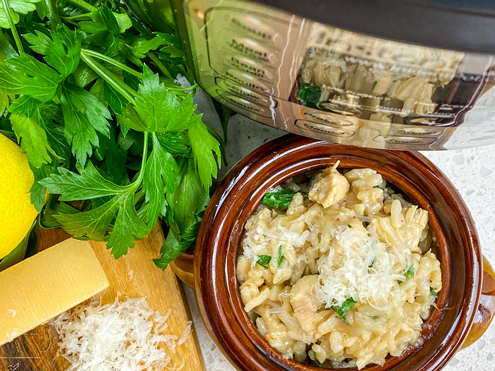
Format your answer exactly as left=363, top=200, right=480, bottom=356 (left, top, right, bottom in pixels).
left=375, top=136, right=437, bottom=145
left=301, top=111, right=360, bottom=128
left=228, top=37, right=278, bottom=64
left=217, top=79, right=272, bottom=107
left=230, top=14, right=283, bottom=43
left=220, top=93, right=273, bottom=117
left=223, top=69, right=273, bottom=95
left=227, top=55, right=275, bottom=81
left=295, top=120, right=355, bottom=138
left=387, top=126, right=447, bottom=137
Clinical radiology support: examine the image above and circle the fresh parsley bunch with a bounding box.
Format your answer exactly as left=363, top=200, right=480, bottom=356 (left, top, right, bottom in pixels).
left=0, top=0, right=223, bottom=268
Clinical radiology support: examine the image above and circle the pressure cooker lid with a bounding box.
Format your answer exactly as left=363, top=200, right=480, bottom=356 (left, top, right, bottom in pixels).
left=254, top=0, right=495, bottom=55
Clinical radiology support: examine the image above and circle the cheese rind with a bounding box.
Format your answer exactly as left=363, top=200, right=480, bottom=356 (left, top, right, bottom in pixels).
left=0, top=239, right=109, bottom=346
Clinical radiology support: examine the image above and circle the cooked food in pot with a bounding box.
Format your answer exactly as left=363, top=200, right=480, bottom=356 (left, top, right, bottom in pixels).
left=237, top=164, right=441, bottom=369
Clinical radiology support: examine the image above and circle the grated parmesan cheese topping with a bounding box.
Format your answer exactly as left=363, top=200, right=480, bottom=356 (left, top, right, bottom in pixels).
left=243, top=216, right=411, bottom=308
left=316, top=226, right=410, bottom=308
left=51, top=296, right=192, bottom=371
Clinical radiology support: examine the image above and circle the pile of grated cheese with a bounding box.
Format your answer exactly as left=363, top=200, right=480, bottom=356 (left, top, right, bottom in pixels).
left=51, top=296, right=192, bottom=371
left=315, top=225, right=410, bottom=308
left=244, top=218, right=411, bottom=308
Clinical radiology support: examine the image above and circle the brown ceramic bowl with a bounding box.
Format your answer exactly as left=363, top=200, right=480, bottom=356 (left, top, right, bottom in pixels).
left=172, top=135, right=495, bottom=371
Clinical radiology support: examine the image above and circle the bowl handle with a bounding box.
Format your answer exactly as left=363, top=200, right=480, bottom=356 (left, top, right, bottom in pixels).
left=170, top=249, right=195, bottom=288
left=462, top=255, right=495, bottom=348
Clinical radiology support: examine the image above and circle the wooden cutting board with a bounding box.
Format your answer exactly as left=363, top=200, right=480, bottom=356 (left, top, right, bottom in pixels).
left=0, top=226, right=205, bottom=371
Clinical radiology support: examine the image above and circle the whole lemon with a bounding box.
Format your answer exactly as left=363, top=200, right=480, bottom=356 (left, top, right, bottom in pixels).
left=0, top=133, right=38, bottom=259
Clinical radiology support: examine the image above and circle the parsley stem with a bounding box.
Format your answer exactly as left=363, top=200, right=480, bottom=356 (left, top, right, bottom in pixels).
left=81, top=49, right=142, bottom=79
left=18, top=21, right=51, bottom=36
left=166, top=84, right=199, bottom=92
left=135, top=132, right=149, bottom=186
left=80, top=51, right=137, bottom=105
left=147, top=52, right=173, bottom=80
left=44, top=0, right=62, bottom=30
left=66, top=0, right=97, bottom=12
left=61, top=14, right=92, bottom=21
left=1, top=0, right=24, bottom=54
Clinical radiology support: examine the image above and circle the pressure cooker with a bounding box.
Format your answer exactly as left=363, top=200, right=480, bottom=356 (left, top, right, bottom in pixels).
left=127, top=0, right=495, bottom=150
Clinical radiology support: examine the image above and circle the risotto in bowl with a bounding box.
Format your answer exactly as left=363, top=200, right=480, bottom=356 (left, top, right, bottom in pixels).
left=191, top=135, right=495, bottom=371
left=237, top=164, right=441, bottom=369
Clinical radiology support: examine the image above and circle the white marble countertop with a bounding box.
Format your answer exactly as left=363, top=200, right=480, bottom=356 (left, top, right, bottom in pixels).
left=187, top=90, right=495, bottom=371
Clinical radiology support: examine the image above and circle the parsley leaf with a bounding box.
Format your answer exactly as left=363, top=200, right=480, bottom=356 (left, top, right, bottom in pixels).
left=29, top=159, right=57, bottom=211
left=399, top=265, right=415, bottom=285
left=0, top=29, right=16, bottom=60
left=142, top=133, right=178, bottom=229
left=331, top=297, right=356, bottom=325
left=277, top=246, right=283, bottom=267
left=8, top=95, right=42, bottom=116
left=60, top=82, right=111, bottom=165
left=154, top=157, right=207, bottom=269
left=130, top=64, right=175, bottom=132
left=41, top=161, right=147, bottom=257
left=430, top=287, right=438, bottom=298
left=52, top=197, right=116, bottom=241
left=0, top=54, right=61, bottom=101
left=94, top=127, right=127, bottom=184
left=153, top=220, right=201, bottom=269
left=40, top=161, right=124, bottom=200
left=35, top=101, right=71, bottom=163
left=157, top=132, right=189, bottom=155
left=125, top=34, right=166, bottom=61
left=166, top=156, right=208, bottom=233
left=23, top=25, right=81, bottom=78
left=405, top=265, right=414, bottom=279
left=10, top=112, right=53, bottom=167
left=22, top=30, right=51, bottom=54
left=188, top=115, right=221, bottom=190
left=106, top=193, right=148, bottom=258
left=262, top=187, right=298, bottom=210
left=0, top=92, right=10, bottom=115
left=257, top=255, right=271, bottom=269
left=0, top=0, right=40, bottom=29
left=103, top=81, right=127, bottom=114
left=118, top=67, right=200, bottom=134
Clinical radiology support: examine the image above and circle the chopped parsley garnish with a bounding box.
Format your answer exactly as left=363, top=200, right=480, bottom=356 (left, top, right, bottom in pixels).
left=405, top=265, right=415, bottom=279
left=373, top=185, right=381, bottom=189
left=430, top=287, right=438, bottom=298
left=277, top=246, right=283, bottom=267
left=331, top=297, right=356, bottom=326
left=256, top=255, right=272, bottom=269
left=363, top=221, right=370, bottom=227
left=399, top=265, right=414, bottom=285
left=348, top=224, right=352, bottom=228
left=262, top=188, right=298, bottom=210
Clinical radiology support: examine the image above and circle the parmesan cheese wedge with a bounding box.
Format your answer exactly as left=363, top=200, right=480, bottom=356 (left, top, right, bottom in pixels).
left=0, top=239, right=109, bottom=346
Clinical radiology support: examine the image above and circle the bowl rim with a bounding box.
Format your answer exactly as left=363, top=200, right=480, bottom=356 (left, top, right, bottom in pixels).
left=194, top=134, right=482, bottom=371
